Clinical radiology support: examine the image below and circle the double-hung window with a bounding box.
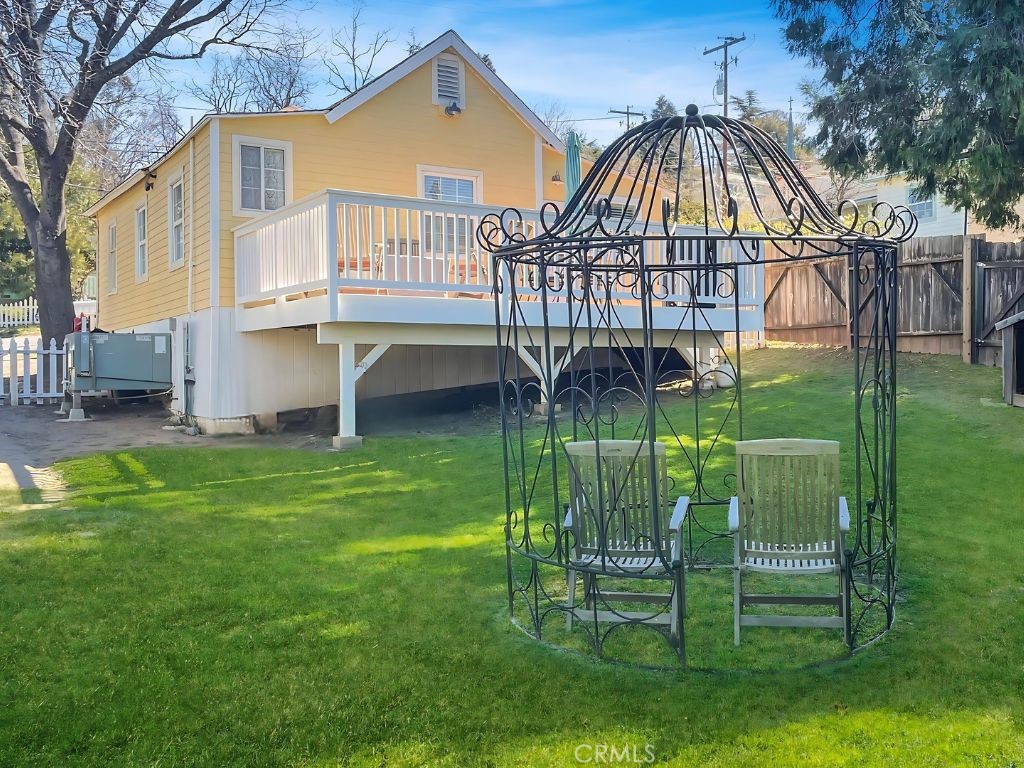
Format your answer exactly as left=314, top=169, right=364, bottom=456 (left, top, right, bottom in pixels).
left=908, top=187, right=935, bottom=221
left=169, top=178, right=185, bottom=267
left=423, top=174, right=475, bottom=205
left=106, top=223, right=117, bottom=294
left=234, top=136, right=291, bottom=215
left=135, top=205, right=148, bottom=280
left=421, top=170, right=480, bottom=257
left=587, top=198, right=637, bottom=221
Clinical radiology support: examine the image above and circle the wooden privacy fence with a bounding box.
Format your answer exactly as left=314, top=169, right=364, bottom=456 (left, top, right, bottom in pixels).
left=0, top=337, right=68, bottom=405
left=764, top=235, right=1024, bottom=364
left=0, top=298, right=39, bottom=329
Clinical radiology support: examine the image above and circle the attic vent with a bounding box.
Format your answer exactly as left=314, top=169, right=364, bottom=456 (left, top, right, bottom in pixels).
left=434, top=54, right=463, bottom=107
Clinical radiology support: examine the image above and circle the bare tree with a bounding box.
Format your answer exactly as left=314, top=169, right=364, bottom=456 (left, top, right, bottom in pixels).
left=191, top=27, right=318, bottom=113
left=0, top=0, right=276, bottom=342
left=404, top=28, right=421, bottom=56
left=325, top=2, right=394, bottom=95
left=190, top=53, right=250, bottom=114
left=146, top=91, right=186, bottom=150
left=534, top=100, right=573, bottom=141
left=244, top=27, right=317, bottom=111
left=820, top=167, right=870, bottom=214
left=75, top=76, right=184, bottom=190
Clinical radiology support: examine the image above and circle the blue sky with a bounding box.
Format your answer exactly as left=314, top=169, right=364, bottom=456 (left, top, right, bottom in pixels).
left=180, top=0, right=816, bottom=146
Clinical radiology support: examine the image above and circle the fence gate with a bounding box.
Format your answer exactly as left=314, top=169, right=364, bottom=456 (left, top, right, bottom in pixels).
left=971, top=241, right=1024, bottom=365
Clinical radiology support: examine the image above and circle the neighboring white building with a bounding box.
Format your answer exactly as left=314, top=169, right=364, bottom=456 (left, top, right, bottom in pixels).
left=856, top=174, right=1023, bottom=241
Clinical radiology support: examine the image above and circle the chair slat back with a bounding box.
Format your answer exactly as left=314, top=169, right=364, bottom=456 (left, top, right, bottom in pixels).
left=565, top=440, right=668, bottom=558
left=736, top=439, right=841, bottom=559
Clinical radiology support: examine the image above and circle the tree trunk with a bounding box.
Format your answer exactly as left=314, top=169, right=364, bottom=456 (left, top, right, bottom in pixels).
left=33, top=229, right=75, bottom=345
left=27, top=161, right=78, bottom=346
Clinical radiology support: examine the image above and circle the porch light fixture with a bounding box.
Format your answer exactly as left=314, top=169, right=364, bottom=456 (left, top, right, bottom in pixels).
left=444, top=101, right=462, bottom=116
left=551, top=172, right=563, bottom=185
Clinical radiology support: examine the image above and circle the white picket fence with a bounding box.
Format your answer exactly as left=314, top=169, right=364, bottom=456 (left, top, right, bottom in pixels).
left=0, top=337, right=68, bottom=405
left=0, top=298, right=98, bottom=329
left=0, top=298, right=39, bottom=328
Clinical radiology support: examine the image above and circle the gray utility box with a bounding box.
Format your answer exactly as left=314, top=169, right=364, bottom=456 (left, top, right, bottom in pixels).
left=65, top=331, right=173, bottom=392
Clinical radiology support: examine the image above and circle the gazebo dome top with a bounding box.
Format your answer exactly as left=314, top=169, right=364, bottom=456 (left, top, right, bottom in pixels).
left=481, top=107, right=917, bottom=257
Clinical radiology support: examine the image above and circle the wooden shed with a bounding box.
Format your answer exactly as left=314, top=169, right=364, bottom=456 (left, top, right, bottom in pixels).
left=995, top=309, right=1024, bottom=406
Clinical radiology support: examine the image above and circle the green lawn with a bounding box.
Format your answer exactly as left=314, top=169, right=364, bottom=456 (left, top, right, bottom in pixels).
left=0, top=323, right=40, bottom=339
left=1, top=347, right=1022, bottom=766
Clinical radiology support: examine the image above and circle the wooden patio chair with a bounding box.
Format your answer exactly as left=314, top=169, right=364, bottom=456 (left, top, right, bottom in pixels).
left=730, top=439, right=850, bottom=646
left=563, top=440, right=689, bottom=644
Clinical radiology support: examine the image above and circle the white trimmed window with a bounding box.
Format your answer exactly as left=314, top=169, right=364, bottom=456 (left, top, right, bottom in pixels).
left=588, top=197, right=637, bottom=220
left=168, top=177, right=185, bottom=267
left=423, top=173, right=476, bottom=204
left=106, top=223, right=117, bottom=294
left=432, top=53, right=465, bottom=109
left=419, top=168, right=480, bottom=254
left=232, top=135, right=292, bottom=215
left=908, top=188, right=935, bottom=221
left=135, top=205, right=148, bottom=280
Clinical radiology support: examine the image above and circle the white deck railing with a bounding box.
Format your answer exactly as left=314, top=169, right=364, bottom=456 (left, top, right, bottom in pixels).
left=234, top=189, right=763, bottom=317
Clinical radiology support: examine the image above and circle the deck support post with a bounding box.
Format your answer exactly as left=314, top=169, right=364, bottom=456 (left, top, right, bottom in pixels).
left=516, top=345, right=570, bottom=415
left=333, top=342, right=362, bottom=450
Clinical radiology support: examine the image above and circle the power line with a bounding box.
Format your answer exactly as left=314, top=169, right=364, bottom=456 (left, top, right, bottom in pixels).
left=608, top=105, right=646, bottom=131
left=703, top=34, right=746, bottom=119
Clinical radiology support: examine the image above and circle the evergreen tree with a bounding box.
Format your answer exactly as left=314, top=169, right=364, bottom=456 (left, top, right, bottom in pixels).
left=774, top=0, right=1024, bottom=229
left=727, top=89, right=811, bottom=161
left=650, top=95, right=682, bottom=176
left=651, top=95, right=678, bottom=120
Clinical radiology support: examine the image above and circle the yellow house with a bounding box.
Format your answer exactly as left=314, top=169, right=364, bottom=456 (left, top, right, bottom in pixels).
left=87, top=30, right=757, bottom=444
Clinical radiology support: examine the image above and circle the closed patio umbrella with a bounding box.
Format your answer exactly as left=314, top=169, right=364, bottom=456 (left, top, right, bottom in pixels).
left=565, top=130, right=582, bottom=204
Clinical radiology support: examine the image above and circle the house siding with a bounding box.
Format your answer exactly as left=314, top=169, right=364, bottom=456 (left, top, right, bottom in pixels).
left=873, top=177, right=966, bottom=239
left=96, top=124, right=212, bottom=329
left=85, top=42, right=672, bottom=429
left=216, top=49, right=539, bottom=306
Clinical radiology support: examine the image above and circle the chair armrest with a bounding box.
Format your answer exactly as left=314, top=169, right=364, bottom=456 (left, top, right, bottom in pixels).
left=839, top=496, right=850, bottom=532
left=670, top=496, right=690, bottom=531
left=670, top=497, right=689, bottom=566
left=563, top=504, right=573, bottom=530
left=728, top=497, right=740, bottom=532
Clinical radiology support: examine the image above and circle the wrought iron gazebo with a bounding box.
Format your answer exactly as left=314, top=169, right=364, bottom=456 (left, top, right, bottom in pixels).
left=478, top=105, right=915, bottom=667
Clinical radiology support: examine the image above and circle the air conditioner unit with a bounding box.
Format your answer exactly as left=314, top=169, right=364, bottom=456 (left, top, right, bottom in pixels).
left=65, top=331, right=172, bottom=393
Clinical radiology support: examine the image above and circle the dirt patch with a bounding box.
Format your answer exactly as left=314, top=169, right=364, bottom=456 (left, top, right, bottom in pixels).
left=1, top=389, right=505, bottom=468
left=0, top=401, right=334, bottom=470
left=0, top=387, right=505, bottom=503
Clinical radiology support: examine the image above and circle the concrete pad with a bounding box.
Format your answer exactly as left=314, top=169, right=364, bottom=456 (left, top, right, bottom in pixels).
left=332, top=435, right=364, bottom=450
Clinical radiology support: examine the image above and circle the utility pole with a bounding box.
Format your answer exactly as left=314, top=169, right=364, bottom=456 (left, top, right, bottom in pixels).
left=787, top=97, right=795, bottom=159
left=609, top=105, right=646, bottom=131
left=703, top=34, right=745, bottom=118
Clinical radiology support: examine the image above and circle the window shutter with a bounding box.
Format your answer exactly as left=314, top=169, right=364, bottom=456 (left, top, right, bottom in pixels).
left=436, top=56, right=461, bottom=104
